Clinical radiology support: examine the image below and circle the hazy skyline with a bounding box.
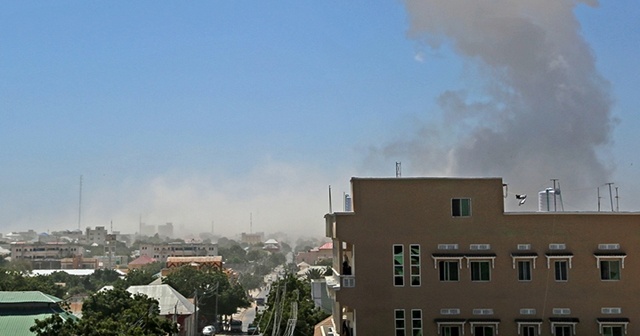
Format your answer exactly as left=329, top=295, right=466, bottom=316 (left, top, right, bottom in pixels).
left=1, top=1, right=639, bottom=237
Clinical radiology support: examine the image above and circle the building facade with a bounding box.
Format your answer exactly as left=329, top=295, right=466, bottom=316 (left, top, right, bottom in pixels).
left=85, top=226, right=108, bottom=246
left=325, top=177, right=640, bottom=336
left=10, top=242, right=83, bottom=261
left=139, top=242, right=218, bottom=262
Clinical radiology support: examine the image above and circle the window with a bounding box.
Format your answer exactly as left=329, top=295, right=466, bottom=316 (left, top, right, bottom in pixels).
left=555, top=260, right=568, bottom=281
left=598, top=243, right=621, bottom=250
left=441, top=326, right=461, bottom=336
left=440, top=308, right=460, bottom=315
left=439, top=260, right=459, bottom=281
left=522, top=325, right=537, bottom=336
left=554, top=325, right=572, bottom=336
left=549, top=243, right=566, bottom=250
left=601, top=307, right=622, bottom=314
left=395, top=309, right=406, bottom=336
left=411, top=309, right=423, bottom=336
left=472, top=309, right=494, bottom=315
left=438, top=244, right=459, bottom=250
left=470, top=244, right=491, bottom=250
left=518, top=260, right=532, bottom=281
left=451, top=198, right=471, bottom=217
left=597, top=318, right=629, bottom=336
left=473, top=326, right=494, bottom=336
left=394, top=245, right=404, bottom=287
left=517, top=244, right=531, bottom=250
left=552, top=308, right=571, bottom=315
left=410, top=245, right=421, bottom=286
left=520, top=308, right=536, bottom=315
left=602, top=326, right=624, bottom=336
left=471, top=261, right=491, bottom=281
left=601, top=260, right=621, bottom=280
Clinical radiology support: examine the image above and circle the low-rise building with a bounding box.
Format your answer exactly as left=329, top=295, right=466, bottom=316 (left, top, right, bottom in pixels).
left=295, top=242, right=333, bottom=265
left=140, top=242, right=218, bottom=263
left=0, top=291, right=76, bottom=336
left=10, top=242, right=83, bottom=261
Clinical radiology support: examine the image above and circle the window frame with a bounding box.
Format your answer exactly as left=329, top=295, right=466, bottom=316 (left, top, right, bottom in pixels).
left=411, top=309, right=423, bottom=336
left=517, top=260, right=533, bottom=281
left=516, top=319, right=542, bottom=336
left=432, top=254, right=464, bottom=282
left=435, top=319, right=465, bottom=336
left=451, top=198, right=472, bottom=217
left=470, top=260, right=492, bottom=282
left=395, top=309, right=406, bottom=336
left=554, top=260, right=568, bottom=282
left=393, top=244, right=405, bottom=287
left=549, top=318, right=579, bottom=336
left=597, top=318, right=629, bottom=336
left=410, top=244, right=421, bottom=287
left=468, top=320, right=500, bottom=336
left=595, top=254, right=626, bottom=281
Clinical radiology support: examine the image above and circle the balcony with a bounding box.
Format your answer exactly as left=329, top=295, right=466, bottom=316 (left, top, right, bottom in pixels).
left=326, top=268, right=356, bottom=291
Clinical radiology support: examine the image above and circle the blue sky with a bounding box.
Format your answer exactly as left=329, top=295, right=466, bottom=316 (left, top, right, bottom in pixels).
left=1, top=1, right=639, bottom=237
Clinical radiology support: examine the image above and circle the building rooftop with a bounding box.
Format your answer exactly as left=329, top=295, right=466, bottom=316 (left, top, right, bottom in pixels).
left=0, top=291, right=61, bottom=304
left=126, top=284, right=195, bottom=315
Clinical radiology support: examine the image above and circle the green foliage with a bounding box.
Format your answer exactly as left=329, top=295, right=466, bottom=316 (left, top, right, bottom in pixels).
left=122, top=268, right=156, bottom=287
left=219, top=244, right=248, bottom=264
left=31, top=287, right=177, bottom=336
left=239, top=272, right=264, bottom=291
left=0, top=270, right=66, bottom=298
left=305, top=267, right=327, bottom=280
left=162, top=266, right=250, bottom=323
left=257, top=273, right=329, bottom=336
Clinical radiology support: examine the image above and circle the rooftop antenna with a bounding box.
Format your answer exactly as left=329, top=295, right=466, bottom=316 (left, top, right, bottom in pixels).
left=211, top=220, right=214, bottom=234
left=396, top=162, right=402, bottom=177
left=250, top=213, right=253, bottom=234
left=605, top=182, right=615, bottom=212
left=328, top=185, right=333, bottom=213
left=78, top=175, right=83, bottom=230
left=615, top=187, right=620, bottom=212
left=597, top=187, right=601, bottom=212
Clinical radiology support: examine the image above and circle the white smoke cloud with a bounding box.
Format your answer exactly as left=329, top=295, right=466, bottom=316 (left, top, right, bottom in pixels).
left=367, top=0, right=616, bottom=210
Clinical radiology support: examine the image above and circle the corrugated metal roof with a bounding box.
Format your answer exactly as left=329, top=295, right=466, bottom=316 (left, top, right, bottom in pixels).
left=0, top=306, right=75, bottom=336
left=0, top=291, right=61, bottom=304
left=126, top=284, right=195, bottom=315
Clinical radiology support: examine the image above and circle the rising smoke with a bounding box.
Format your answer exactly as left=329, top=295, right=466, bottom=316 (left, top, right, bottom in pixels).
left=367, top=0, right=616, bottom=210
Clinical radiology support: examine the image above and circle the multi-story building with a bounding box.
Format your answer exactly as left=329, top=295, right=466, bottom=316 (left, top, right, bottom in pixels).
left=139, top=242, right=218, bottom=263
left=241, top=232, right=265, bottom=245
left=157, top=222, right=174, bottom=238
left=324, top=177, right=640, bottom=336
left=85, top=226, right=107, bottom=245
left=295, top=242, right=333, bottom=265
left=10, top=242, right=83, bottom=262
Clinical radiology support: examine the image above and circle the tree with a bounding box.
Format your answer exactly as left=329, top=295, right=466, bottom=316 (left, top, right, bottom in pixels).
left=163, top=266, right=250, bottom=325
left=257, top=273, right=329, bottom=336
left=31, top=287, right=177, bottom=336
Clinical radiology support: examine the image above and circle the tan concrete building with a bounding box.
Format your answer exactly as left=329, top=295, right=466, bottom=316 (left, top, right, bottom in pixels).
left=140, top=242, right=218, bottom=262
left=325, top=177, right=639, bottom=336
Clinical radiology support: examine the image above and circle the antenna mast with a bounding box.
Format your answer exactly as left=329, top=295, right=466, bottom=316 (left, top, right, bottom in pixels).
left=396, top=162, right=402, bottom=177
left=328, top=185, right=333, bottom=213
left=250, top=213, right=253, bottom=234
left=606, top=182, right=615, bottom=212
left=78, top=175, right=83, bottom=230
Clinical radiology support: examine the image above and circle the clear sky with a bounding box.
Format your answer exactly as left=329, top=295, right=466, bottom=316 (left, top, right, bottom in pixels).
left=1, top=1, right=639, bottom=238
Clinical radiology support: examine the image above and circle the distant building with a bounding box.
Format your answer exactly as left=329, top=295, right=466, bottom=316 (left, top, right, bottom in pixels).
left=4, top=230, right=37, bottom=242
left=263, top=239, right=280, bottom=252
left=157, top=222, right=174, bottom=238
left=139, top=223, right=156, bottom=237
left=85, top=226, right=108, bottom=246
left=241, top=232, right=265, bottom=245
left=295, top=242, right=333, bottom=264
left=60, top=256, right=99, bottom=270
left=128, top=255, right=157, bottom=270
left=51, top=229, right=84, bottom=243
left=10, top=242, right=83, bottom=262
left=139, top=242, right=218, bottom=263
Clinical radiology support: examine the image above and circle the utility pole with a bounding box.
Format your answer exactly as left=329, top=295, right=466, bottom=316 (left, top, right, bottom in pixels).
left=78, top=175, right=83, bottom=230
